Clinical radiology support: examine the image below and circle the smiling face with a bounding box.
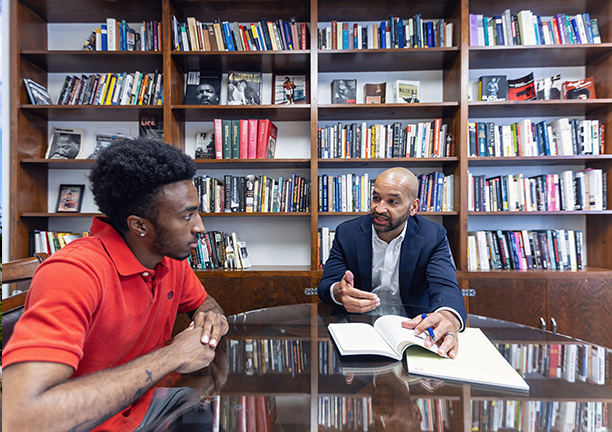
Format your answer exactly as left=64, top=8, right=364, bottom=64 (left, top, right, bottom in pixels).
left=149, top=180, right=205, bottom=261
left=369, top=168, right=420, bottom=243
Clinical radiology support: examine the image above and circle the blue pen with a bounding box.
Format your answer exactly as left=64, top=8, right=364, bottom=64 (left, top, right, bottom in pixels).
left=421, top=313, right=435, bottom=343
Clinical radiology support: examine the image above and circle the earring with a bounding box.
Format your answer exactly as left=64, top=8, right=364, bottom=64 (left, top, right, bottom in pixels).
left=140, top=233, right=145, bottom=237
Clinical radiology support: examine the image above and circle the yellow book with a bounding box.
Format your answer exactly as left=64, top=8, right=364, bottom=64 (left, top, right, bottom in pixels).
left=104, top=75, right=117, bottom=105
left=267, top=22, right=278, bottom=50
left=260, top=175, right=267, bottom=212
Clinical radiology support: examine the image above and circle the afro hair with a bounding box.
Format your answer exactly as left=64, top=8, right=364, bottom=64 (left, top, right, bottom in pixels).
left=88, top=138, right=196, bottom=234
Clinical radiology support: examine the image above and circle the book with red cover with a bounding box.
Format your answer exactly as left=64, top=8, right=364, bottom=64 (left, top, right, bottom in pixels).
left=562, top=77, right=596, bottom=99
left=255, top=396, right=276, bottom=432
left=239, top=119, right=249, bottom=159
left=213, top=118, right=223, bottom=159
left=248, top=119, right=258, bottom=158
left=257, top=119, right=278, bottom=159
left=508, top=72, right=536, bottom=101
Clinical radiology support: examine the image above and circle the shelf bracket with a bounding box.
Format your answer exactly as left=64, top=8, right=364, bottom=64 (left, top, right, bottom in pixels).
left=462, top=289, right=476, bottom=297
left=304, top=288, right=317, bottom=296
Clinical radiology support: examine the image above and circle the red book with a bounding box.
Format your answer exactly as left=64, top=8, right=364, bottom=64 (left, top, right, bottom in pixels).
left=239, top=25, right=251, bottom=51
left=257, top=119, right=278, bottom=159
left=432, top=118, right=441, bottom=156
left=300, top=22, right=308, bottom=49
left=238, top=395, right=247, bottom=432
left=214, top=118, right=223, bottom=159
left=255, top=396, right=276, bottom=432
left=248, top=119, right=258, bottom=158
left=246, top=396, right=257, bottom=432
left=549, top=344, right=561, bottom=377
left=239, top=119, right=249, bottom=159
left=551, top=18, right=562, bottom=44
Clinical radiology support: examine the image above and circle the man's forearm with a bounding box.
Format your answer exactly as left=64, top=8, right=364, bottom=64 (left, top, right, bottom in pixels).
left=4, top=345, right=185, bottom=432
left=194, top=294, right=225, bottom=316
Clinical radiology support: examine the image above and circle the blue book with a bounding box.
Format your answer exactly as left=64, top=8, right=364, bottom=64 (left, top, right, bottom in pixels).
left=539, top=121, right=550, bottom=155
left=570, top=18, right=582, bottom=44
left=322, top=175, right=328, bottom=212
left=584, top=13, right=594, bottom=43
left=282, top=20, right=294, bottom=49
left=436, top=172, right=444, bottom=212
left=101, top=24, right=108, bottom=50
left=290, top=173, right=296, bottom=212
left=397, top=18, right=405, bottom=48
left=380, top=21, right=386, bottom=48
left=483, top=17, right=489, bottom=46
left=120, top=21, right=126, bottom=51
left=426, top=21, right=434, bottom=47
left=342, top=23, right=349, bottom=49
left=494, top=16, right=505, bottom=45
left=536, top=16, right=545, bottom=45
left=259, top=19, right=273, bottom=50
left=255, top=24, right=267, bottom=51
left=222, top=22, right=235, bottom=51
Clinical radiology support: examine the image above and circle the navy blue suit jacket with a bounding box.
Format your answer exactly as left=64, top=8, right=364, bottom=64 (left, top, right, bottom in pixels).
left=317, top=214, right=466, bottom=323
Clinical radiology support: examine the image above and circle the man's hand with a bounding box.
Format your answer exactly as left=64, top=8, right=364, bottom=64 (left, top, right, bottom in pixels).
left=175, top=342, right=229, bottom=402
left=333, top=270, right=380, bottom=313
left=171, top=312, right=218, bottom=373
left=402, top=310, right=460, bottom=358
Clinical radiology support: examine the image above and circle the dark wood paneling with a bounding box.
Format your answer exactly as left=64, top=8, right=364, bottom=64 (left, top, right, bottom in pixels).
left=467, top=278, right=548, bottom=328
left=548, top=277, right=612, bottom=349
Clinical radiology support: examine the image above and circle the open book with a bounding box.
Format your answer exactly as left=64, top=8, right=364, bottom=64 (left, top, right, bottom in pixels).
left=328, top=315, right=442, bottom=361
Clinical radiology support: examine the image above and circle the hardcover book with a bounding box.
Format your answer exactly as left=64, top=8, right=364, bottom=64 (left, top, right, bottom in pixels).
left=228, top=71, right=262, bottom=105
left=478, top=75, right=508, bottom=101
left=139, top=117, right=164, bottom=140
left=46, top=127, right=84, bottom=159
left=184, top=71, right=221, bottom=105
left=507, top=72, right=536, bottom=101
left=535, top=74, right=562, bottom=100
left=273, top=74, right=306, bottom=104
left=331, top=79, right=356, bottom=104
left=562, top=77, right=596, bottom=100
left=257, top=119, right=278, bottom=159
left=195, top=131, right=215, bottom=159
left=363, top=82, right=386, bottom=104
left=392, top=79, right=419, bottom=103
left=24, top=79, right=53, bottom=105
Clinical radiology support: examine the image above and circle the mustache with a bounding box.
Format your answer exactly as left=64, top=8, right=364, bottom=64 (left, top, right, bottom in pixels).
left=371, top=213, right=389, bottom=220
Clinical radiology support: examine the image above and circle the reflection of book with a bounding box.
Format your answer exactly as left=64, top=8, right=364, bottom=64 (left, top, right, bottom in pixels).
left=478, top=75, right=507, bottom=101
left=507, top=72, right=536, bottom=101
left=405, top=328, right=529, bottom=391
left=562, top=77, right=595, bottom=100
left=363, top=83, right=386, bottom=104
left=393, top=79, right=419, bottom=103
left=328, top=315, right=441, bottom=360
left=228, top=71, right=262, bottom=105
left=535, top=74, right=561, bottom=100
left=24, top=78, right=53, bottom=105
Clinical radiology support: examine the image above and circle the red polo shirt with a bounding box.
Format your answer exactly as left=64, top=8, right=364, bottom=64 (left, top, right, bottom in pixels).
left=3, top=217, right=207, bottom=431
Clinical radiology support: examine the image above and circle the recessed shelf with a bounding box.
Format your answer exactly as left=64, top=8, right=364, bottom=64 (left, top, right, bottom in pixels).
left=21, top=50, right=163, bottom=73
left=171, top=50, right=310, bottom=73
left=318, top=102, right=459, bottom=120
left=468, top=99, right=612, bottom=118
left=171, top=104, right=311, bottom=121
left=467, top=155, right=612, bottom=167
left=19, top=105, right=163, bottom=121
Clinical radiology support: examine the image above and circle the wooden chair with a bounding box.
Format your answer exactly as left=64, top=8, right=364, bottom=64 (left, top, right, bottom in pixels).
left=2, top=253, right=49, bottom=349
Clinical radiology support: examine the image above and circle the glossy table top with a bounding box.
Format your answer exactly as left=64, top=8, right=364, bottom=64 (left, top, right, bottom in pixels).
left=165, top=303, right=611, bottom=432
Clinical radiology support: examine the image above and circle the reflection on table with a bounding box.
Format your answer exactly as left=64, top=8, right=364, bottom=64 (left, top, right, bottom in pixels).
left=161, top=303, right=611, bottom=432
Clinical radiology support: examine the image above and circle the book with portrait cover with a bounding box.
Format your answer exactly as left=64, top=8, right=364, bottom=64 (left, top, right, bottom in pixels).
left=478, top=75, right=507, bottom=101
left=562, top=77, right=596, bottom=100
left=535, top=74, right=562, bottom=100
left=331, top=79, right=356, bottom=104
left=392, top=79, right=419, bottom=103
left=184, top=71, right=222, bottom=105
left=195, top=131, right=215, bottom=159
left=24, top=78, right=53, bottom=105
left=228, top=71, right=262, bottom=105
left=507, top=73, right=536, bottom=101
left=363, top=83, right=386, bottom=104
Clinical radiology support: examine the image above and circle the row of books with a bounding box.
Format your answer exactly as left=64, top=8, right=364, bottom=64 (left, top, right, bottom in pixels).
left=317, top=174, right=375, bottom=213
left=203, top=118, right=277, bottom=160
left=467, top=169, right=607, bottom=213
left=172, top=16, right=308, bottom=52
left=226, top=338, right=311, bottom=377
left=469, top=10, right=602, bottom=47
left=470, top=400, right=608, bottom=432
left=56, top=71, right=163, bottom=106
left=416, top=172, right=455, bottom=213
left=467, top=229, right=585, bottom=271
left=318, top=228, right=336, bottom=269
left=212, top=395, right=276, bottom=432
left=318, top=15, right=453, bottom=50
left=82, top=19, right=162, bottom=51
left=193, top=174, right=311, bottom=214
left=318, top=396, right=372, bottom=431
left=29, top=230, right=84, bottom=256
left=318, top=119, right=452, bottom=159
left=418, top=398, right=455, bottom=432
left=468, top=118, right=605, bottom=157
left=495, top=342, right=609, bottom=385
left=188, top=231, right=250, bottom=271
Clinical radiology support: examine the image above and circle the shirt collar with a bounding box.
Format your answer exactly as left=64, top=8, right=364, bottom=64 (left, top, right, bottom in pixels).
left=90, top=216, right=169, bottom=277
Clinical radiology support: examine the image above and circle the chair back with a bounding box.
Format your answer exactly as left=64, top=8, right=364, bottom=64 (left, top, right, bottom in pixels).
left=2, top=253, right=48, bottom=348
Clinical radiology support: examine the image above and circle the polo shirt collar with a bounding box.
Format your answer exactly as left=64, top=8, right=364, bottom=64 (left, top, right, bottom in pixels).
left=90, top=216, right=169, bottom=277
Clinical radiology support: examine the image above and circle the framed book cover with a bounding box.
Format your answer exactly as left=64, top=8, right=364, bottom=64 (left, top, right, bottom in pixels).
left=195, top=131, right=215, bottom=159
left=478, top=75, right=507, bottom=101
left=562, top=77, right=596, bottom=100
left=46, top=127, right=84, bottom=159
left=184, top=71, right=222, bottom=105
left=24, top=78, right=53, bottom=105
left=331, top=79, right=356, bottom=104
left=392, top=79, right=419, bottom=103
left=228, top=71, right=262, bottom=105
left=535, top=74, right=561, bottom=100
left=273, top=74, right=307, bottom=104
left=56, top=184, right=85, bottom=213
left=363, top=83, right=386, bottom=104
left=507, top=73, right=536, bottom=101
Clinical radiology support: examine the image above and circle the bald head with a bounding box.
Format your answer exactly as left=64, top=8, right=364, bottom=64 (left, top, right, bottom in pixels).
left=376, top=168, right=419, bottom=201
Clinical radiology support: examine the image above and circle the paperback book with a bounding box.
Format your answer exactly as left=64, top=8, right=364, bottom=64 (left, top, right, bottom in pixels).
left=331, top=79, right=356, bottom=104
left=507, top=72, right=536, bottom=101
left=184, top=71, right=222, bottom=105
left=478, top=75, right=507, bottom=101
left=46, top=127, right=84, bottom=159
left=535, top=74, right=562, bottom=100
left=363, top=83, right=386, bottom=104
left=392, top=79, right=419, bottom=103
left=563, top=77, right=596, bottom=100
left=195, top=131, right=216, bottom=159
left=24, top=78, right=53, bottom=105
left=228, top=71, right=262, bottom=105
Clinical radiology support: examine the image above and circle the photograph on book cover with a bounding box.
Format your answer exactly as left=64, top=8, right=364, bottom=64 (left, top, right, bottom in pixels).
left=195, top=131, right=215, bottom=159
left=535, top=74, right=561, bottom=100
left=563, top=77, right=596, bottom=100
left=184, top=71, right=222, bottom=105
left=364, top=83, right=386, bottom=104
left=139, top=117, right=164, bottom=140
left=273, top=74, right=307, bottom=104
left=46, top=127, right=84, bottom=159
left=228, top=71, right=262, bottom=105
left=56, top=184, right=85, bottom=213
left=88, top=127, right=133, bottom=159
left=24, top=78, right=53, bottom=105
left=331, top=79, right=357, bottom=104
left=508, top=73, right=536, bottom=101
left=393, top=79, right=420, bottom=103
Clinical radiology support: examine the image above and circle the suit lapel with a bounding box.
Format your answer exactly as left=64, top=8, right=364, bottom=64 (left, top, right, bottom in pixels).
left=399, top=216, right=424, bottom=291
left=355, top=216, right=372, bottom=292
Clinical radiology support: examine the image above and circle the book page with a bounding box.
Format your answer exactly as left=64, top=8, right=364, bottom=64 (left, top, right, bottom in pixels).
left=373, top=315, right=441, bottom=357
left=328, top=323, right=400, bottom=360
left=405, top=328, right=529, bottom=391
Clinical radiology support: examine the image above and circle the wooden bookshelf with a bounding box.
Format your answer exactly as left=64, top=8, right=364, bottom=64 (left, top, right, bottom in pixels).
left=8, top=0, right=612, bottom=348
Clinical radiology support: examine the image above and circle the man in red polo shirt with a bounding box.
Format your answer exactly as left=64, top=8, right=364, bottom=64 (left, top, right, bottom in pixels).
left=3, top=138, right=229, bottom=431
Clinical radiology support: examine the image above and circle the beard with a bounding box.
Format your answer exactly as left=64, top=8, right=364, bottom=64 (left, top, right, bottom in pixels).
left=370, top=210, right=410, bottom=233
left=152, top=231, right=195, bottom=261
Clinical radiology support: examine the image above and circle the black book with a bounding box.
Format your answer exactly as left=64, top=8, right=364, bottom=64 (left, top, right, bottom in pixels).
left=24, top=78, right=52, bottom=105
left=184, top=71, right=221, bottom=105
left=331, top=79, right=356, bottom=104
left=478, top=75, right=507, bottom=101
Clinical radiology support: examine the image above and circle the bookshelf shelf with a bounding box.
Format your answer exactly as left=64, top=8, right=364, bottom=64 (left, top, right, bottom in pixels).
left=458, top=267, right=612, bottom=278
left=318, top=157, right=459, bottom=168
left=198, top=212, right=312, bottom=217
left=467, top=155, right=612, bottom=167
left=19, top=105, right=163, bottom=121
left=468, top=99, right=612, bottom=118
left=317, top=102, right=459, bottom=121
left=469, top=211, right=612, bottom=215
left=319, top=211, right=459, bottom=216
left=21, top=213, right=102, bottom=218
left=20, top=50, right=164, bottom=73
left=171, top=50, right=311, bottom=74
left=468, top=43, right=612, bottom=69
left=17, top=0, right=162, bottom=23
left=196, top=265, right=313, bottom=276
left=171, top=105, right=311, bottom=121
left=193, top=158, right=311, bottom=169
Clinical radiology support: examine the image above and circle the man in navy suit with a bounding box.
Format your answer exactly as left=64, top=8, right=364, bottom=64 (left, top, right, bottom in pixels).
left=318, top=168, right=466, bottom=358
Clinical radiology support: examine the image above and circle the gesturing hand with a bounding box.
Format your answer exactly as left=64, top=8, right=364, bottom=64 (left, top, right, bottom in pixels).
left=333, top=270, right=380, bottom=313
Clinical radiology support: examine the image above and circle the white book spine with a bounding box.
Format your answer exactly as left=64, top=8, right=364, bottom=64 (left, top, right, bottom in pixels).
left=107, top=18, right=117, bottom=51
